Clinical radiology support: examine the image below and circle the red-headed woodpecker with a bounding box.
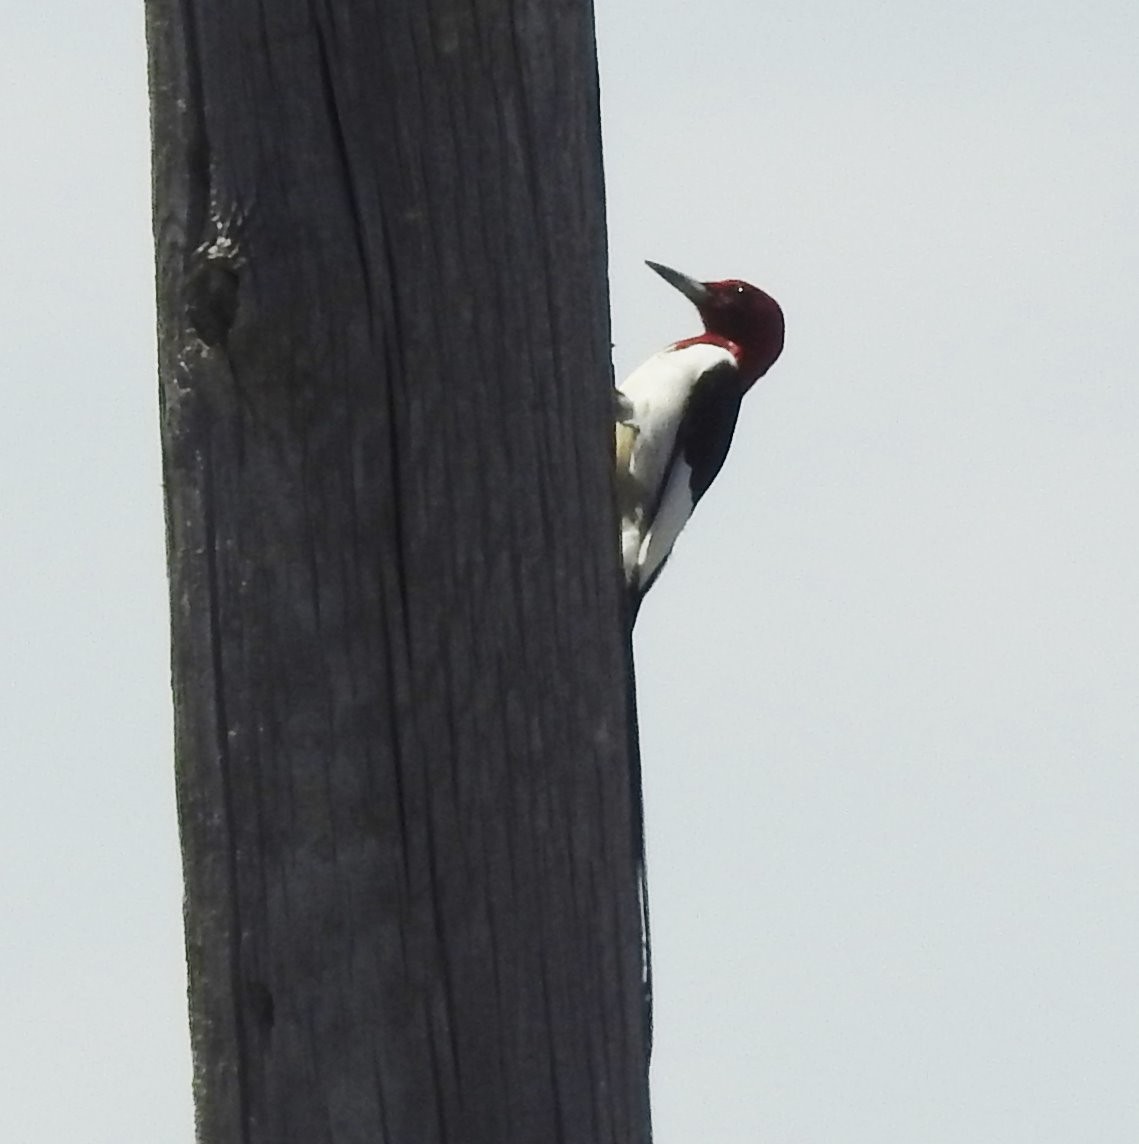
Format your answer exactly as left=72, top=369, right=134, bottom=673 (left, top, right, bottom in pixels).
left=616, top=261, right=785, bottom=614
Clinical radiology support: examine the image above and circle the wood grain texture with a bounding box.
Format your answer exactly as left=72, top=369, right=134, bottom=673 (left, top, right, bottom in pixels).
left=145, top=0, right=649, bottom=1140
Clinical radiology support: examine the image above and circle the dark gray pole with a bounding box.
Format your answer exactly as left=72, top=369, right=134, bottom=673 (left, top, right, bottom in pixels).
left=145, top=1, right=650, bottom=1140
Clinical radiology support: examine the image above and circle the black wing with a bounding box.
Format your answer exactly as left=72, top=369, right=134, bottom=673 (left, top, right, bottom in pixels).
left=679, top=360, right=744, bottom=505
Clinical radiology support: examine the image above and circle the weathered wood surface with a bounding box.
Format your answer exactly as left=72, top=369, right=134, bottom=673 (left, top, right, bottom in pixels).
left=146, top=1, right=649, bottom=1140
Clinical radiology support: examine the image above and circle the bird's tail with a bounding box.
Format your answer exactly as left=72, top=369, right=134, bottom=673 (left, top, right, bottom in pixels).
left=628, top=584, right=644, bottom=626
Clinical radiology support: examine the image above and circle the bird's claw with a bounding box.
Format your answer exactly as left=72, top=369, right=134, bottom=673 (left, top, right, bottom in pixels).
left=614, top=390, right=636, bottom=426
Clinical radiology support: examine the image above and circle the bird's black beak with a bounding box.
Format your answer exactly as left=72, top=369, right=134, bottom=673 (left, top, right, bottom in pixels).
left=645, top=260, right=711, bottom=306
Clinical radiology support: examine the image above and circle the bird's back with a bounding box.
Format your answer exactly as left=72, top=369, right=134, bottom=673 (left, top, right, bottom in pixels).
left=616, top=341, right=740, bottom=594
left=617, top=341, right=738, bottom=507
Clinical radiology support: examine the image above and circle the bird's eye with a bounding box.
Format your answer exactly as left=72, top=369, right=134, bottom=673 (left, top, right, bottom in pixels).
left=735, top=285, right=745, bottom=295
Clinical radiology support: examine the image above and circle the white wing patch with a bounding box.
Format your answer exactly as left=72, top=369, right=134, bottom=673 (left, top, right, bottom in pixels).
left=635, top=458, right=695, bottom=589
left=615, top=341, right=737, bottom=590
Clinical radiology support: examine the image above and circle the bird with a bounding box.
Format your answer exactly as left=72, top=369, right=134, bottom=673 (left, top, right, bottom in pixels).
left=616, top=260, right=785, bottom=616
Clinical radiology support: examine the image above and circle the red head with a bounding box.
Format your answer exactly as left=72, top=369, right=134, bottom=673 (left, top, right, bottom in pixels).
left=647, top=260, right=785, bottom=389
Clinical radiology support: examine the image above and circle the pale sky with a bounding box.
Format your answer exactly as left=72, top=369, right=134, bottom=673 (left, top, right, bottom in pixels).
left=5, top=2, right=1139, bottom=1141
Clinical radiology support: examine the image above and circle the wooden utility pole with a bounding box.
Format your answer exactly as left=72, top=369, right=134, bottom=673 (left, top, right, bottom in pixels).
left=146, top=1, right=649, bottom=1141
